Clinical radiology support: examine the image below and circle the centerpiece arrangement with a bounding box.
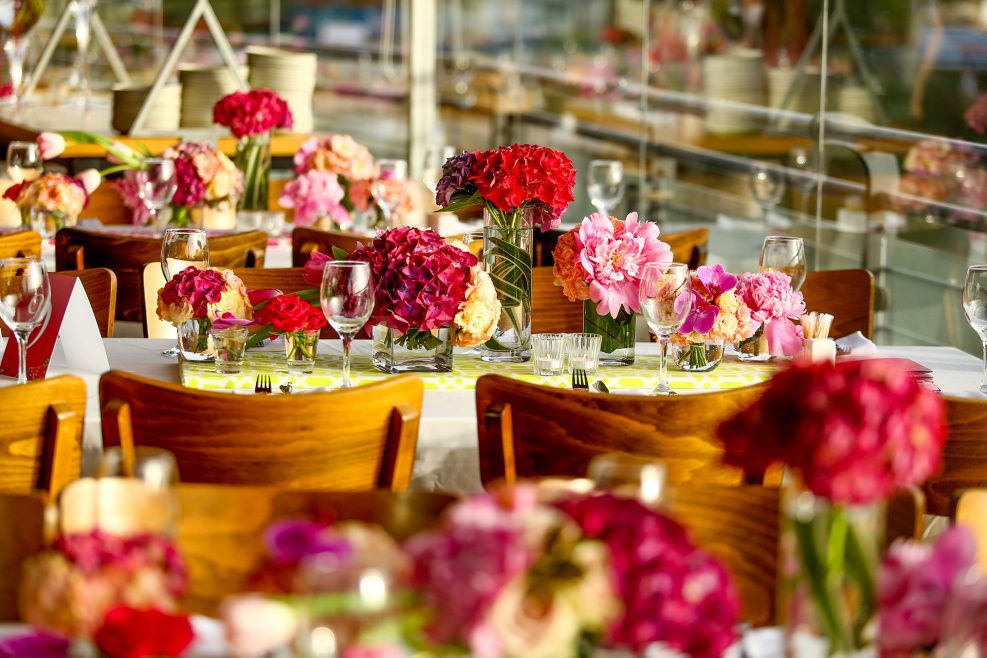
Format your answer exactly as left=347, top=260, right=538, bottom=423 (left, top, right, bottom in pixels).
left=552, top=212, right=672, bottom=365
left=213, top=88, right=294, bottom=211
left=3, top=169, right=100, bottom=236
left=717, top=359, right=946, bottom=657
left=435, top=144, right=576, bottom=362
left=251, top=292, right=327, bottom=373
left=155, top=141, right=243, bottom=228
left=733, top=270, right=806, bottom=360
left=284, top=133, right=376, bottom=229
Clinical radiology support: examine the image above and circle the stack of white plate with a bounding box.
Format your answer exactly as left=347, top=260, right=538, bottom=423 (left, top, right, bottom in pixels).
left=112, top=83, right=182, bottom=134
left=703, top=49, right=767, bottom=135
left=178, top=65, right=248, bottom=129
left=837, top=84, right=878, bottom=124
left=767, top=67, right=822, bottom=112
left=247, top=47, right=316, bottom=134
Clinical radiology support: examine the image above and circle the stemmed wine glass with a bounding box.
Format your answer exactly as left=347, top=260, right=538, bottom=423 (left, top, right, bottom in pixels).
left=587, top=159, right=625, bottom=216
left=639, top=262, right=692, bottom=396
left=6, top=140, right=41, bottom=183
left=0, top=0, right=45, bottom=106
left=371, top=159, right=407, bottom=228
left=160, top=228, right=208, bottom=356
left=759, top=236, right=806, bottom=290
left=135, top=158, right=177, bottom=231
left=749, top=161, right=786, bottom=224
left=963, top=265, right=987, bottom=395
left=320, top=261, right=374, bottom=389
left=0, top=257, right=51, bottom=384
left=69, top=0, right=97, bottom=106
left=422, top=145, right=456, bottom=196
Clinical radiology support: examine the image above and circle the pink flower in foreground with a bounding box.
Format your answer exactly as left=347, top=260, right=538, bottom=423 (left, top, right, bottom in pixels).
left=577, top=212, right=672, bottom=318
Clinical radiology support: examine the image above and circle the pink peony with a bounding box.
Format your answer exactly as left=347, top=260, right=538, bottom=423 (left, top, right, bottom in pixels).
left=576, top=212, right=672, bottom=318
left=735, top=271, right=805, bottom=357
left=278, top=170, right=348, bottom=227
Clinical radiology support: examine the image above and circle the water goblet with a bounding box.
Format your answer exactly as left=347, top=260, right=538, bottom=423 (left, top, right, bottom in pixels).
left=69, top=0, right=97, bottom=106
left=587, top=159, right=625, bottom=216
left=749, top=161, right=786, bottom=224
left=161, top=227, right=209, bottom=280
left=963, top=265, right=987, bottom=395
left=587, top=453, right=668, bottom=508
left=759, top=236, right=806, bottom=291
left=371, top=159, right=407, bottom=228
left=6, top=140, right=41, bottom=183
left=422, top=145, right=457, bottom=195
left=0, top=257, right=51, bottom=384
left=320, top=261, right=374, bottom=389
left=135, top=158, right=177, bottom=231
left=639, top=262, right=692, bottom=396
left=0, top=0, right=45, bottom=105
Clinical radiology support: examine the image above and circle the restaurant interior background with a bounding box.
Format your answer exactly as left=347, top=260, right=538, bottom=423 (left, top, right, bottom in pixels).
left=13, top=0, right=987, bottom=353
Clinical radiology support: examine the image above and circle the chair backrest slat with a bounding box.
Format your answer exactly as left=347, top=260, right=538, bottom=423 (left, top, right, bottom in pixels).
left=0, top=230, right=41, bottom=259
left=291, top=227, right=372, bottom=266
left=801, top=269, right=874, bottom=338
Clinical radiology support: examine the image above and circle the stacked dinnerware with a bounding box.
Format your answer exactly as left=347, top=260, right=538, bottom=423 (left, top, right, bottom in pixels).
left=178, top=65, right=248, bottom=128
left=837, top=84, right=878, bottom=124
left=703, top=49, right=767, bottom=135
left=247, top=47, right=316, bottom=133
left=111, top=83, right=182, bottom=134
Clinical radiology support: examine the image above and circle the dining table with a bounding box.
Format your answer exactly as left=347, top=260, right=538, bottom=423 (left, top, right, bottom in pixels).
left=1, top=337, right=981, bottom=495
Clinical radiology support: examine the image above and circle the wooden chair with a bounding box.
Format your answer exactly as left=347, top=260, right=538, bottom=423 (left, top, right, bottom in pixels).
left=0, top=375, right=85, bottom=497
left=663, top=227, right=709, bottom=269
left=532, top=266, right=583, bottom=334
left=291, top=226, right=372, bottom=266
left=954, top=489, right=987, bottom=570
left=924, top=396, right=987, bottom=517
left=99, top=370, right=423, bottom=490
left=0, top=229, right=41, bottom=259
left=54, top=269, right=117, bottom=338
left=476, top=374, right=770, bottom=487
left=801, top=269, right=874, bottom=338
left=0, top=493, right=46, bottom=621
left=55, top=228, right=268, bottom=323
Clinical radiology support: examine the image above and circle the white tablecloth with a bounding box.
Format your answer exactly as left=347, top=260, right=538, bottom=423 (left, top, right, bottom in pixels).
left=2, top=339, right=983, bottom=494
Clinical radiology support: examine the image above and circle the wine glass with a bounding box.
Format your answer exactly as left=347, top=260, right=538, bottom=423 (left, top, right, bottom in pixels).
left=161, top=227, right=209, bottom=280
left=135, top=158, right=178, bottom=231
left=0, top=257, right=51, bottom=384
left=639, top=262, right=692, bottom=396
left=749, top=161, right=786, bottom=224
left=69, top=0, right=97, bottom=106
left=0, top=0, right=45, bottom=105
left=789, top=146, right=817, bottom=220
left=6, top=140, right=41, bottom=183
left=587, top=159, right=625, bottom=216
left=320, top=261, right=374, bottom=389
left=422, top=145, right=457, bottom=195
left=371, top=159, right=407, bottom=228
left=587, top=453, right=667, bottom=508
left=759, top=236, right=806, bottom=290
left=963, top=265, right=987, bottom=395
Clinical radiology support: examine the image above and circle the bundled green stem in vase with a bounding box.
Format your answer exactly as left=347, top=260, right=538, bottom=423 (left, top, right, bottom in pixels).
left=482, top=207, right=533, bottom=354
left=236, top=133, right=271, bottom=211
left=583, top=301, right=635, bottom=354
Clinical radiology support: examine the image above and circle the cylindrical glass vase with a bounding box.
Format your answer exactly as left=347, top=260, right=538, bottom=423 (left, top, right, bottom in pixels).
left=285, top=329, right=320, bottom=374
left=371, top=325, right=453, bottom=373
left=177, top=318, right=214, bottom=361
left=236, top=131, right=271, bottom=211
left=481, top=207, right=533, bottom=363
left=26, top=208, right=77, bottom=239
left=735, top=324, right=772, bottom=362
left=583, top=300, right=635, bottom=366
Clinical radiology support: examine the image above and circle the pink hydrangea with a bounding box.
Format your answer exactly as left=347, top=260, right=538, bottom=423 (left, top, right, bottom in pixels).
left=576, top=212, right=673, bottom=318
left=278, top=170, right=348, bottom=227
left=717, top=359, right=947, bottom=504
left=116, top=172, right=152, bottom=226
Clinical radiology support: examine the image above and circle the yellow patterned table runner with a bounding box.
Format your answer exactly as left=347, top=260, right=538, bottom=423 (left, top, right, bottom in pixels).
left=180, top=351, right=778, bottom=392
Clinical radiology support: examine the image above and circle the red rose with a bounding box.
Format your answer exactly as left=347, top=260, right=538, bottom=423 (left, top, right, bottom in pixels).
left=94, top=607, right=194, bottom=658
left=3, top=181, right=24, bottom=203
left=255, top=293, right=326, bottom=333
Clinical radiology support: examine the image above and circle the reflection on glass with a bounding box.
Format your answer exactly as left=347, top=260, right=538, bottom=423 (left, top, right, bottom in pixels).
left=749, top=161, right=786, bottom=224
left=587, top=159, right=625, bottom=217
left=759, top=236, right=806, bottom=291
left=963, top=265, right=987, bottom=395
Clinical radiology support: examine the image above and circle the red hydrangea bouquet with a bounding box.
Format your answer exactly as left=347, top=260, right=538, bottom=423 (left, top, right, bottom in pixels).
left=286, top=134, right=376, bottom=229
left=252, top=292, right=327, bottom=372
left=717, top=359, right=947, bottom=655
left=214, top=88, right=294, bottom=211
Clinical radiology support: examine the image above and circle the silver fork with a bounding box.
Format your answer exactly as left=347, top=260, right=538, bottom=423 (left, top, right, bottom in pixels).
left=254, top=374, right=272, bottom=394
left=571, top=369, right=589, bottom=390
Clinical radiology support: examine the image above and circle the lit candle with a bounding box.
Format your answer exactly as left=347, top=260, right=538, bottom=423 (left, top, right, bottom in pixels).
left=535, top=356, right=562, bottom=373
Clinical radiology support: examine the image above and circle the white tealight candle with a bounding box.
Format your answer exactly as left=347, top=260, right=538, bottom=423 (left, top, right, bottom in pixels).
left=800, top=338, right=836, bottom=365
left=570, top=356, right=588, bottom=370
left=535, top=356, right=562, bottom=374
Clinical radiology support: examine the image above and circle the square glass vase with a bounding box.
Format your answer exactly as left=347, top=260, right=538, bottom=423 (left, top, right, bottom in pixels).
left=371, top=325, right=453, bottom=373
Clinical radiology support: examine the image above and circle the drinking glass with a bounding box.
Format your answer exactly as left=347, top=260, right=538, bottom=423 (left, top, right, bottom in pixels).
left=69, top=0, right=96, bottom=106
left=587, top=453, right=668, bottom=508
left=0, top=0, right=45, bottom=105
left=371, top=159, right=407, bottom=228
left=422, top=145, right=457, bottom=194
left=531, top=333, right=566, bottom=376
left=135, top=158, right=178, bottom=231
left=759, top=236, right=806, bottom=290
left=567, top=333, right=602, bottom=376
left=161, top=227, right=209, bottom=280
left=210, top=325, right=248, bottom=374
left=587, top=159, right=625, bottom=216
left=963, top=265, right=987, bottom=395
left=320, top=261, right=374, bottom=389
left=749, top=161, right=786, bottom=224
left=639, top=262, right=692, bottom=396
left=6, top=140, right=41, bottom=183
left=0, top=257, right=50, bottom=384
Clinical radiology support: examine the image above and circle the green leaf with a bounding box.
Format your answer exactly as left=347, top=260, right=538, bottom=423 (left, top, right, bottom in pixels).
left=435, top=190, right=482, bottom=214
left=245, top=325, right=274, bottom=349
left=331, top=246, right=350, bottom=260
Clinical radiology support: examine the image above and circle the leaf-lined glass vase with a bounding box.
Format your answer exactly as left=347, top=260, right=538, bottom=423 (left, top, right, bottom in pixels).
left=235, top=131, right=271, bottom=211
left=481, top=208, right=533, bottom=363
left=583, top=300, right=635, bottom=365
left=371, top=325, right=453, bottom=373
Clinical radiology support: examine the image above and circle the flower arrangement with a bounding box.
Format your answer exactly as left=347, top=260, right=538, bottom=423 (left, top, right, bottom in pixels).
left=93, top=606, right=195, bottom=658
left=156, top=266, right=253, bottom=327
left=289, top=134, right=376, bottom=226
left=278, top=169, right=348, bottom=228
left=717, top=359, right=947, bottom=655
left=3, top=171, right=98, bottom=226
left=152, top=141, right=243, bottom=226
left=407, top=487, right=739, bottom=658
left=252, top=292, right=327, bottom=368
left=214, top=88, right=293, bottom=212
left=733, top=270, right=805, bottom=358
left=894, top=139, right=987, bottom=215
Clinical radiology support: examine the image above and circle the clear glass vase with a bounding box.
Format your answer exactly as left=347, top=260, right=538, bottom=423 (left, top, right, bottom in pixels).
left=25, top=208, right=77, bottom=239
left=285, top=329, right=320, bottom=373
left=735, top=324, right=772, bottom=362
left=671, top=338, right=724, bottom=371
left=236, top=131, right=271, bottom=211
left=371, top=325, right=453, bottom=373
left=782, top=483, right=883, bottom=658
left=177, top=318, right=214, bottom=361
left=481, top=207, right=533, bottom=363
left=583, top=300, right=635, bottom=366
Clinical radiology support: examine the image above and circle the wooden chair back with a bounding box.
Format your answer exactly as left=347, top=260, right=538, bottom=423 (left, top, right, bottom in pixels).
left=954, top=489, right=987, bottom=570
left=0, top=229, right=41, bottom=259
left=0, top=493, right=46, bottom=621
left=801, top=269, right=874, bottom=338
left=53, top=269, right=117, bottom=337
left=291, top=226, right=372, bottom=266
left=55, top=228, right=268, bottom=323
left=0, top=375, right=85, bottom=497
left=924, top=396, right=987, bottom=517
left=99, top=370, right=423, bottom=490
left=663, top=227, right=709, bottom=269
left=532, top=266, right=583, bottom=334
left=669, top=484, right=779, bottom=627
left=475, top=375, right=769, bottom=487
left=140, top=263, right=172, bottom=338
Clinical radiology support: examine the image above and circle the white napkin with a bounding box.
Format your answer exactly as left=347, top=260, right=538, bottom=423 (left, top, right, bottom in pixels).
left=835, top=331, right=877, bottom=356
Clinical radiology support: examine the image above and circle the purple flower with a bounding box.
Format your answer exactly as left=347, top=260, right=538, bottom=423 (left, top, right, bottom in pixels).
left=693, top=264, right=737, bottom=299
left=435, top=151, right=476, bottom=207
left=0, top=631, right=71, bottom=658
left=264, top=520, right=352, bottom=566
left=679, top=291, right=718, bottom=335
